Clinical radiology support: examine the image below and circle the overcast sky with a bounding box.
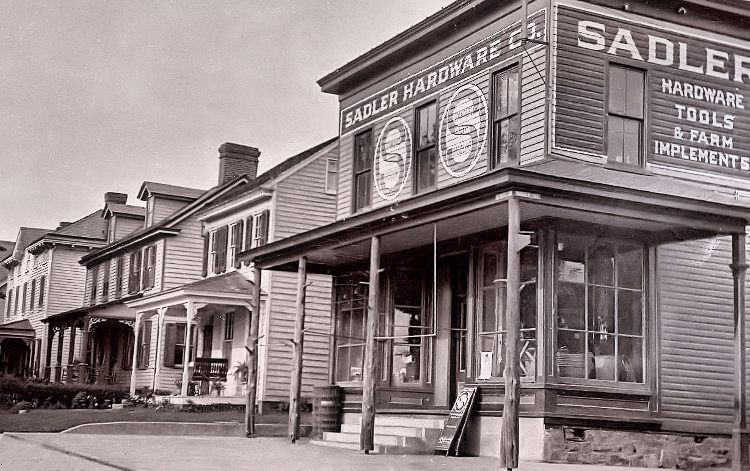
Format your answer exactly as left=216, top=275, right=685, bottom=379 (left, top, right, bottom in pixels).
left=0, top=0, right=453, bottom=242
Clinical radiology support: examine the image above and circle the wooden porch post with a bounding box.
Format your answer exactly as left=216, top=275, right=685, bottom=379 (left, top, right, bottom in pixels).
left=78, top=317, right=90, bottom=383
left=130, top=313, right=141, bottom=395
left=731, top=232, right=749, bottom=471
left=245, top=266, right=262, bottom=437
left=289, top=257, right=308, bottom=443
left=44, top=325, right=54, bottom=381
left=181, top=302, right=196, bottom=396
left=501, top=197, right=522, bottom=470
left=66, top=323, right=77, bottom=383
left=360, top=236, right=380, bottom=453
left=55, top=327, right=65, bottom=382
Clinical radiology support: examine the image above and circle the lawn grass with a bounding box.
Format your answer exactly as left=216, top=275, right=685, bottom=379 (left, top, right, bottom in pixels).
left=0, top=408, right=308, bottom=433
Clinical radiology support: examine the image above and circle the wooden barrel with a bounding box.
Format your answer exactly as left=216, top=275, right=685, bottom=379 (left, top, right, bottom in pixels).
left=312, top=385, right=341, bottom=438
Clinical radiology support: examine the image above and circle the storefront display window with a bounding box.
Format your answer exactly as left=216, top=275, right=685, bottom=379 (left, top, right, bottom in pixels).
left=334, top=277, right=368, bottom=382
left=556, top=234, right=644, bottom=383
left=390, top=268, right=429, bottom=385
left=476, top=240, right=537, bottom=381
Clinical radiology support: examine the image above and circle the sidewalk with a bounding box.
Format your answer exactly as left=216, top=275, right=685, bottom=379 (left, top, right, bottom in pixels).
left=0, top=433, right=662, bottom=471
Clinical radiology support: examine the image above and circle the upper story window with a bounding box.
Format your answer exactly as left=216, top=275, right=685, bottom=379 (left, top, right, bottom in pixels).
left=38, top=275, right=45, bottom=309
left=145, top=197, right=155, bottom=227
left=29, top=279, right=36, bottom=311
left=115, top=256, right=124, bottom=298
left=13, top=286, right=19, bottom=315
left=142, top=245, right=157, bottom=290
left=90, top=267, right=99, bottom=303
left=228, top=222, right=243, bottom=270
left=128, top=251, right=142, bottom=295
left=21, top=283, right=27, bottom=314
left=6, top=288, right=12, bottom=318
left=102, top=261, right=111, bottom=301
left=491, top=65, right=520, bottom=167
left=607, top=64, right=644, bottom=166
left=211, top=226, right=229, bottom=275
left=414, top=101, right=438, bottom=193
left=325, top=158, right=338, bottom=195
left=556, top=234, right=645, bottom=384
left=353, top=130, right=373, bottom=212
left=252, top=210, right=269, bottom=248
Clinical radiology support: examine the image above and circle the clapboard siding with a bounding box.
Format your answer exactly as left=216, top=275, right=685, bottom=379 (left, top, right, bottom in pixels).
left=657, top=236, right=750, bottom=427
left=47, top=247, right=88, bottom=317
left=115, top=216, right=143, bottom=241
left=262, top=271, right=332, bottom=402
left=336, top=132, right=353, bottom=220
left=273, top=144, right=339, bottom=240
left=520, top=46, right=547, bottom=164
left=152, top=198, right=189, bottom=226
left=551, top=12, right=606, bottom=155
left=162, top=218, right=205, bottom=290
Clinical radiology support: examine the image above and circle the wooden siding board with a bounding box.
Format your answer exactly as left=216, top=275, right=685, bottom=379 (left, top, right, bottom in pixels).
left=162, top=218, right=204, bottom=290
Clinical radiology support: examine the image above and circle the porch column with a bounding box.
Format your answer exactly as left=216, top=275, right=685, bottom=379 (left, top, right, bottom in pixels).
left=44, top=325, right=54, bottom=381
left=181, top=302, right=198, bottom=396
left=130, top=313, right=142, bottom=395
left=65, top=323, right=77, bottom=383
left=360, top=236, right=380, bottom=453
left=78, top=317, right=91, bottom=383
left=152, top=307, right=167, bottom=392
left=55, top=327, right=65, bottom=382
left=731, top=232, right=749, bottom=471
left=289, top=256, right=308, bottom=443
left=245, top=266, right=262, bottom=437
left=501, top=196, right=523, bottom=470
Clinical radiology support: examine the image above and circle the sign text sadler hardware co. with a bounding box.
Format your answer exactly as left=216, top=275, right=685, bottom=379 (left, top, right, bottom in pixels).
left=340, top=9, right=546, bottom=136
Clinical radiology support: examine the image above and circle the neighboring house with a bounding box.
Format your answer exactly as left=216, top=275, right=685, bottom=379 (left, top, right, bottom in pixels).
left=239, top=0, right=750, bottom=465
left=0, top=240, right=14, bottom=322
left=125, top=138, right=339, bottom=407
left=0, top=211, right=108, bottom=379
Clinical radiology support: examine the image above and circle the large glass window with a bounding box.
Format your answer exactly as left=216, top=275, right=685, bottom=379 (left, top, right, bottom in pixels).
left=414, top=102, right=438, bottom=193
left=607, top=65, right=644, bottom=166
left=353, top=130, right=373, bottom=211
left=491, top=66, right=520, bottom=167
left=334, top=276, right=368, bottom=383
left=556, top=234, right=645, bottom=383
left=476, top=239, right=537, bottom=381
left=390, top=268, right=431, bottom=386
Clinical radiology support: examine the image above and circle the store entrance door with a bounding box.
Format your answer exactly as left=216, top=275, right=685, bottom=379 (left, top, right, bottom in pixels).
left=449, top=256, right=469, bottom=403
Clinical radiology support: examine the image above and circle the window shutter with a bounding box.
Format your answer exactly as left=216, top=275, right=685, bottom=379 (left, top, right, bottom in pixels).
left=201, top=234, right=210, bottom=277
left=164, top=323, right=176, bottom=367
left=146, top=246, right=157, bottom=289
left=216, top=226, right=228, bottom=273
left=233, top=223, right=243, bottom=269
left=244, top=216, right=254, bottom=250
left=259, top=210, right=270, bottom=246
left=143, top=320, right=152, bottom=367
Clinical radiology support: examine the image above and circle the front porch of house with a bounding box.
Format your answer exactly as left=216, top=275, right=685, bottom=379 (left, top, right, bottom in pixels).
left=0, top=319, right=35, bottom=378
left=125, top=272, right=255, bottom=401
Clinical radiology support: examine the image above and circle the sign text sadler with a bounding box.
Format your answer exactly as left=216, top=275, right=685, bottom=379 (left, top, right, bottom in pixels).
left=340, top=9, right=546, bottom=135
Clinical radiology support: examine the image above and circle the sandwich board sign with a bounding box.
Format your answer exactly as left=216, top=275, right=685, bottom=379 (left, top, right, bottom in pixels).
left=434, top=386, right=478, bottom=456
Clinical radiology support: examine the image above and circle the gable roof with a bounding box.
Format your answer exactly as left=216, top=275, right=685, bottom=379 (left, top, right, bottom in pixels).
left=6, top=227, right=51, bottom=263
left=54, top=210, right=107, bottom=239
left=137, top=181, right=205, bottom=201
left=0, top=240, right=14, bottom=282
left=207, top=137, right=338, bottom=209
left=80, top=174, right=252, bottom=266
left=103, top=203, right=145, bottom=219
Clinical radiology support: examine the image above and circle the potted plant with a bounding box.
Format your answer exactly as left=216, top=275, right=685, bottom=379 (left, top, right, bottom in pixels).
left=230, top=361, right=249, bottom=383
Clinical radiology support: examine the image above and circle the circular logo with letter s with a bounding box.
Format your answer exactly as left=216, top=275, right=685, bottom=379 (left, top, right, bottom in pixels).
left=374, top=116, right=412, bottom=201
left=439, top=84, right=488, bottom=178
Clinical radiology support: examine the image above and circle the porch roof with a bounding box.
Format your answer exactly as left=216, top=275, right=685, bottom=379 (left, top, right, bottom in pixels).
left=238, top=159, right=750, bottom=272
left=44, top=293, right=142, bottom=325
left=124, top=271, right=255, bottom=312
left=0, top=318, right=35, bottom=342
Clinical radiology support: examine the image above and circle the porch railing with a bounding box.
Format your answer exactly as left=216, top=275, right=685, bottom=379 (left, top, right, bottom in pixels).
left=192, top=357, right=228, bottom=381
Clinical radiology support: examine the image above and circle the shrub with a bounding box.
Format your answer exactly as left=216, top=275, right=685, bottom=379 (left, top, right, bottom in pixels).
left=0, top=376, right=128, bottom=409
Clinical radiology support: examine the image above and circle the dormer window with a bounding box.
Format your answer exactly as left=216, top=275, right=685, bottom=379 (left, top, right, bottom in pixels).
left=107, top=217, right=116, bottom=243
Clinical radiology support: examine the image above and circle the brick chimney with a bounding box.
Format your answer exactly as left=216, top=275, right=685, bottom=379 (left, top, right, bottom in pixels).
left=218, top=143, right=260, bottom=185
left=104, top=192, right=128, bottom=205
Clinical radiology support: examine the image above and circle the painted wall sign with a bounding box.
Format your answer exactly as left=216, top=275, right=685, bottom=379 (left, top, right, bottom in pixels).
left=555, top=5, right=750, bottom=176
left=439, top=84, right=489, bottom=177
left=374, top=116, right=412, bottom=200
left=340, top=9, right=546, bottom=135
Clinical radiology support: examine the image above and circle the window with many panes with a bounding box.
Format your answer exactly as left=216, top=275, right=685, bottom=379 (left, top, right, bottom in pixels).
left=475, top=239, right=537, bottom=381
left=389, top=268, right=432, bottom=385
left=555, top=234, right=645, bottom=383
left=353, top=130, right=373, bottom=212
left=325, top=158, right=338, bottom=195
left=128, top=251, right=142, bottom=294
left=607, top=64, right=644, bottom=166
left=491, top=65, right=520, bottom=167
left=334, top=276, right=368, bottom=382
left=414, top=101, right=438, bottom=193
left=228, top=222, right=242, bottom=269
left=142, top=245, right=156, bottom=289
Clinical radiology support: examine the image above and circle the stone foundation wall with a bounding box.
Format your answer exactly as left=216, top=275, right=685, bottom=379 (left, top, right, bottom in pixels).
left=543, top=427, right=731, bottom=469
